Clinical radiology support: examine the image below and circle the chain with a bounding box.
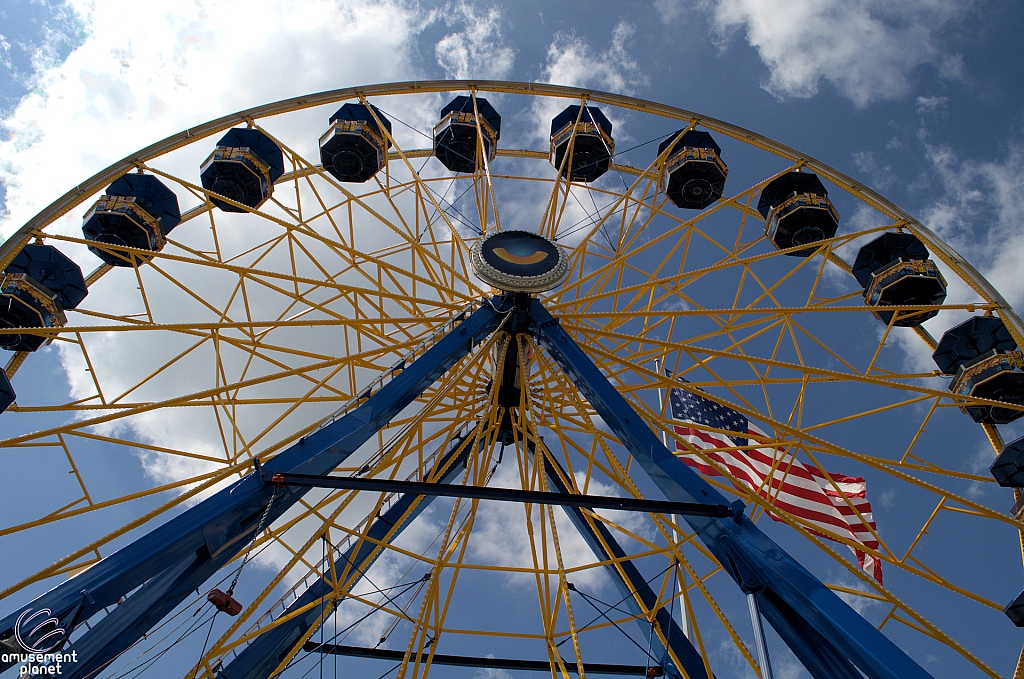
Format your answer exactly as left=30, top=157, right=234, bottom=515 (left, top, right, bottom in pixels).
left=227, top=488, right=278, bottom=596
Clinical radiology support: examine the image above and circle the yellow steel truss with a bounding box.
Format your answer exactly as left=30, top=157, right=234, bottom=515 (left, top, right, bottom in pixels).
left=1, top=81, right=1021, bottom=679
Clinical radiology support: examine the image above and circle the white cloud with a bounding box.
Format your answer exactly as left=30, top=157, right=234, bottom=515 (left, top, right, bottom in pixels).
left=865, top=137, right=1024, bottom=377
left=0, top=0, right=426, bottom=241
left=0, top=1, right=85, bottom=107
left=915, top=95, right=950, bottom=116
left=521, top=20, right=646, bottom=170
left=851, top=151, right=894, bottom=191
left=471, top=669, right=515, bottom=679
left=465, top=459, right=619, bottom=592
left=832, top=576, right=883, bottom=616
left=919, top=140, right=1024, bottom=313
left=886, top=326, right=944, bottom=376
left=685, top=0, right=971, bottom=106
left=713, top=636, right=760, bottom=679
left=541, top=21, right=647, bottom=96
left=0, top=0, right=451, bottom=488
left=433, top=2, right=515, bottom=80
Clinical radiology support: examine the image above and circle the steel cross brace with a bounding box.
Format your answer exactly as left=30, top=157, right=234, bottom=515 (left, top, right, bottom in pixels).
left=526, top=438, right=714, bottom=679
left=0, top=297, right=507, bottom=679
left=527, top=298, right=932, bottom=679
left=229, top=435, right=717, bottom=679
left=263, top=471, right=734, bottom=518
left=304, top=642, right=665, bottom=676
left=215, top=432, right=477, bottom=679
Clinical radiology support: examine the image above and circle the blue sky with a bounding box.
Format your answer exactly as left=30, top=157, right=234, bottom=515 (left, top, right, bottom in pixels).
left=2, top=1, right=1024, bottom=678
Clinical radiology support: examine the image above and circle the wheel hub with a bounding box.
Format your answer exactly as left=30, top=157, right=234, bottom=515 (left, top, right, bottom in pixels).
left=470, top=230, right=569, bottom=293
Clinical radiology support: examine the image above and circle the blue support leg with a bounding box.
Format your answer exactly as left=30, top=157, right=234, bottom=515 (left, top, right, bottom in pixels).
left=0, top=299, right=506, bottom=677
left=527, top=299, right=931, bottom=679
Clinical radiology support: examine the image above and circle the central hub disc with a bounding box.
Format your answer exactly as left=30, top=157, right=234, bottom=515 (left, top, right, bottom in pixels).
left=471, top=230, right=569, bottom=293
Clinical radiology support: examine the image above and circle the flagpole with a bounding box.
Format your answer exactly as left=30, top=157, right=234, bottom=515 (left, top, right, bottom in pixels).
left=747, top=593, right=775, bottom=679
left=663, top=369, right=770, bottom=674
left=655, top=359, right=689, bottom=641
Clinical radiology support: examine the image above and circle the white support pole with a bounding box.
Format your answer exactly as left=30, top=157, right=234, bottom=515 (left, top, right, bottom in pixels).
left=747, top=593, right=775, bottom=679
left=655, top=358, right=689, bottom=641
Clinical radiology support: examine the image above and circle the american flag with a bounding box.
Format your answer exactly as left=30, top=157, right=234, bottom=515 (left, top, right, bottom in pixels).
left=667, top=378, right=883, bottom=584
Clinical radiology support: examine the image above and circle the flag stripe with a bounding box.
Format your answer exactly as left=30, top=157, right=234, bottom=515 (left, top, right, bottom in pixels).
left=677, top=430, right=877, bottom=539
left=668, top=386, right=883, bottom=584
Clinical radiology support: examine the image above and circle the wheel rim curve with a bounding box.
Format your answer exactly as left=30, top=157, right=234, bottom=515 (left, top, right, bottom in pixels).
left=0, top=80, right=1019, bottom=679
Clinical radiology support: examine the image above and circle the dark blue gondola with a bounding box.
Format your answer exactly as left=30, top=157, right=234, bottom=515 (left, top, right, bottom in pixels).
left=82, top=174, right=181, bottom=267
left=852, top=233, right=946, bottom=327
left=934, top=316, right=1024, bottom=424
left=319, top=103, right=392, bottom=183
left=0, top=367, right=14, bottom=413
left=550, top=105, right=614, bottom=182
left=758, top=171, right=839, bottom=256
left=659, top=130, right=727, bottom=209
left=434, top=95, right=501, bottom=173
left=200, top=128, right=284, bottom=212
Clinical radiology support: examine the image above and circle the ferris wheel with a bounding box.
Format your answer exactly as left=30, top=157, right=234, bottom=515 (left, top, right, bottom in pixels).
left=1, top=80, right=1023, bottom=679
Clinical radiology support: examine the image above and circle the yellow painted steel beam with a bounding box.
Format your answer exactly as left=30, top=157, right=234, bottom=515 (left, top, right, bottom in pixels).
left=3, top=78, right=1016, bottom=338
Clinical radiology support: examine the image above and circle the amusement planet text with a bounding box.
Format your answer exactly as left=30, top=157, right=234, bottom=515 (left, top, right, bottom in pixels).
left=1, top=651, right=78, bottom=676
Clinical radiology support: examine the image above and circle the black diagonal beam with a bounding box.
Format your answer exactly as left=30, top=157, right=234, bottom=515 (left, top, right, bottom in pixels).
left=304, top=642, right=664, bottom=676
left=265, top=471, right=733, bottom=518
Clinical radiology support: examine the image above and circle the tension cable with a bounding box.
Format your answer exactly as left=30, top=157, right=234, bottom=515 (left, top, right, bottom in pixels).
left=191, top=487, right=278, bottom=678
left=565, top=582, right=658, bottom=663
